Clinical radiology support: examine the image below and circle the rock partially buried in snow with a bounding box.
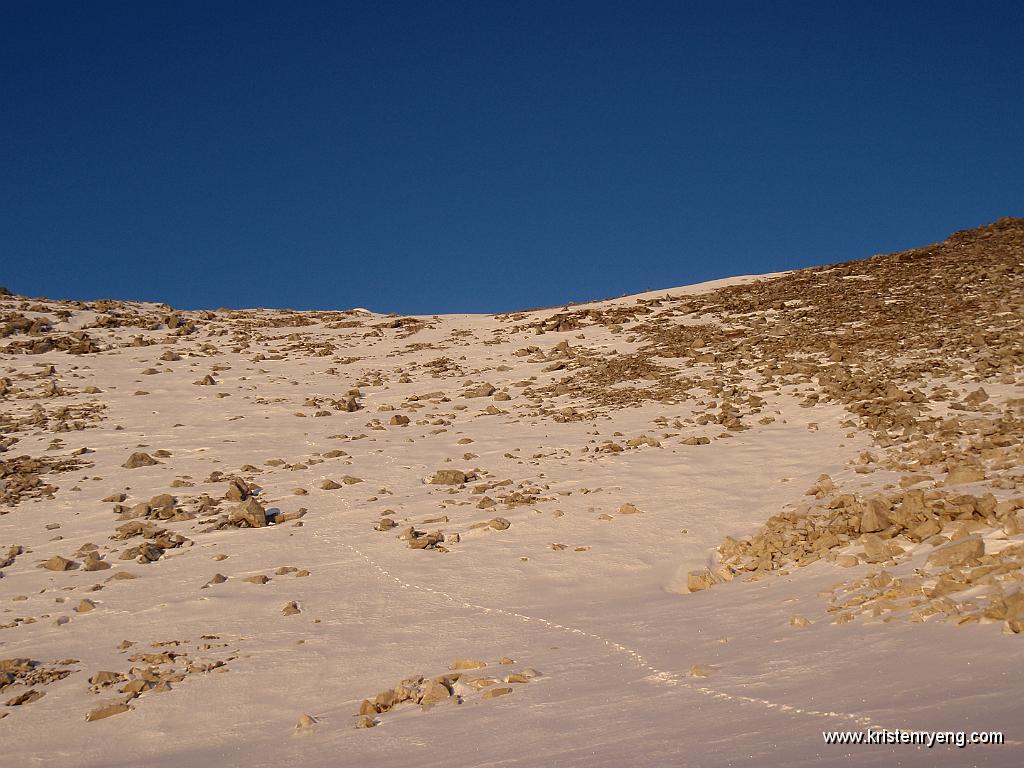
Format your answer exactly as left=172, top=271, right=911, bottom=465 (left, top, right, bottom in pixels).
left=295, top=714, right=317, bottom=732
left=687, top=569, right=719, bottom=592
left=418, top=679, right=452, bottom=706
left=41, top=555, right=77, bottom=571
left=122, top=452, right=159, bottom=469
left=944, top=465, right=985, bottom=486
left=449, top=659, right=487, bottom=671
left=481, top=686, right=512, bottom=700
left=86, top=702, right=131, bottom=721
left=926, top=536, right=985, bottom=568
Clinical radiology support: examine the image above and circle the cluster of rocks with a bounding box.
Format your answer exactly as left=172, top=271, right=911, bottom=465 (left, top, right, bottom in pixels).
left=83, top=636, right=236, bottom=721
left=109, top=492, right=195, bottom=523
left=823, top=537, right=1024, bottom=634
left=110, top=520, right=191, bottom=564
left=303, top=391, right=361, bottom=414
left=2, top=658, right=78, bottom=711
left=0, top=453, right=87, bottom=508
left=397, top=526, right=447, bottom=551
left=688, top=477, right=1023, bottom=589
left=355, top=659, right=539, bottom=728
left=2, top=330, right=100, bottom=355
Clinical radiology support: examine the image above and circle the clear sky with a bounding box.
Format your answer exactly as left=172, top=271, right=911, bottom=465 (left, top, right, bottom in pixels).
left=2, top=1, right=1022, bottom=314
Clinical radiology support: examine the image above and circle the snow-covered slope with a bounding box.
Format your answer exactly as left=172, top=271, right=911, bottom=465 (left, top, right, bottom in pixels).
left=1, top=219, right=1022, bottom=766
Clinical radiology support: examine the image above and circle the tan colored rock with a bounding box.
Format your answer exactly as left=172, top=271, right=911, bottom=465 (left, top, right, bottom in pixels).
left=89, top=671, right=123, bottom=687
left=910, top=518, right=941, bottom=541
left=618, top=503, right=642, bottom=514
left=228, top=497, right=268, bottom=528
left=450, top=659, right=487, bottom=671
left=689, top=664, right=717, bottom=677
left=85, top=702, right=131, bottom=721
left=687, top=568, right=717, bottom=592
left=358, top=699, right=378, bottom=716
left=5, top=689, right=44, bottom=706
left=81, top=552, right=110, bottom=571
left=41, top=555, right=77, bottom=571
left=419, top=680, right=451, bottom=705
left=281, top=601, right=301, bottom=616
left=859, top=497, right=890, bottom=533
left=464, top=383, right=496, bottom=398
left=225, top=478, right=251, bottom=501
left=945, top=466, right=985, bottom=486
left=431, top=469, right=468, bottom=485
left=122, top=452, right=159, bottom=469
left=926, top=536, right=984, bottom=568
left=481, top=686, right=512, bottom=700
left=789, top=615, right=812, bottom=628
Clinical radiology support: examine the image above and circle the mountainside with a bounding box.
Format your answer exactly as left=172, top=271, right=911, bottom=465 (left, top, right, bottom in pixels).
left=1, top=218, right=1023, bottom=767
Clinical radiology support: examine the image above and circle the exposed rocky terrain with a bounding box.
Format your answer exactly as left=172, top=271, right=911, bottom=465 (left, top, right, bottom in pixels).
left=1, top=218, right=1022, bottom=766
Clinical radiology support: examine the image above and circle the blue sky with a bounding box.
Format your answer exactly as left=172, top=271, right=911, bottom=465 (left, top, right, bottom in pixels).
left=2, top=1, right=1021, bottom=313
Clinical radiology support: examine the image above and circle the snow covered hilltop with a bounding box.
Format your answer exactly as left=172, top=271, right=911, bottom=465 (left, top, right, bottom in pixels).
left=2, top=217, right=1022, bottom=766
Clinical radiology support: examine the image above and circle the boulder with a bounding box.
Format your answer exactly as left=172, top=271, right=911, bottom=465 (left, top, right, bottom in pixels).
left=229, top=498, right=268, bottom=528
left=431, top=470, right=468, bottom=485
left=122, top=452, right=159, bottom=469
left=926, top=536, right=984, bottom=568
left=945, top=466, right=985, bottom=486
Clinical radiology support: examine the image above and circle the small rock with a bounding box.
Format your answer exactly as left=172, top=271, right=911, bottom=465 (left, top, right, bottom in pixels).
left=5, top=689, right=44, bottom=706
left=481, top=686, right=512, bottom=700
left=41, top=555, right=77, bottom=571
left=450, top=659, right=487, bottom=670
left=689, top=664, right=717, bottom=677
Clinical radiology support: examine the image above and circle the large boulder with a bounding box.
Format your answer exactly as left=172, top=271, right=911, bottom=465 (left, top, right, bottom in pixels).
left=228, top=498, right=268, bottom=528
